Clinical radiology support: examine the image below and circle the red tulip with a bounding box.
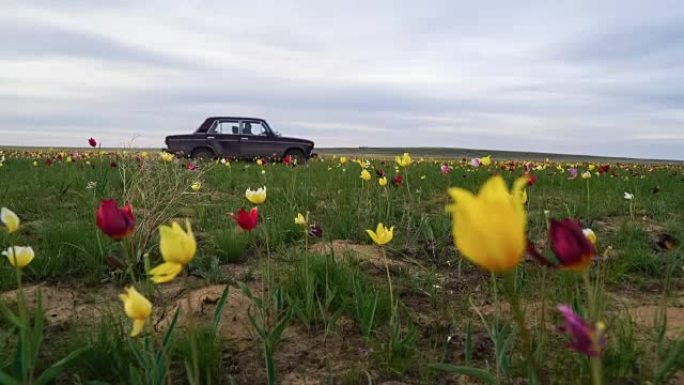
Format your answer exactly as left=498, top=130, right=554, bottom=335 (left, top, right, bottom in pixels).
left=233, top=207, right=258, bottom=231
left=391, top=174, right=403, bottom=186
left=96, top=199, right=136, bottom=240
left=526, top=173, right=538, bottom=186
left=549, top=219, right=595, bottom=271
left=88, top=137, right=97, bottom=147
left=283, top=154, right=292, bottom=166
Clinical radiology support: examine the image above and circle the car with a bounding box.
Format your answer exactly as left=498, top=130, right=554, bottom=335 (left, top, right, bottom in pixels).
left=164, top=117, right=315, bottom=161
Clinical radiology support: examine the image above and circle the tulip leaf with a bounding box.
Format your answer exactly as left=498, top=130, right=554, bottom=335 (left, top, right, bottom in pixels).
left=211, top=285, right=230, bottom=333
left=431, top=363, right=497, bottom=384
left=34, top=347, right=87, bottom=385
left=0, top=368, right=21, bottom=385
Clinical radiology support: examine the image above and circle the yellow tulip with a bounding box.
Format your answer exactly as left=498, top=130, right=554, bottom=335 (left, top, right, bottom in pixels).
left=2, top=246, right=35, bottom=269
left=480, top=155, right=492, bottom=166
left=149, top=220, right=196, bottom=283
left=119, top=286, right=152, bottom=337
left=294, top=213, right=307, bottom=226
left=256, top=159, right=263, bottom=166
left=245, top=186, right=267, bottom=204
left=378, top=177, right=388, bottom=187
left=1, top=208, right=20, bottom=234
left=447, top=175, right=528, bottom=273
left=395, top=152, right=412, bottom=167
left=191, top=181, right=202, bottom=191
left=360, top=169, right=371, bottom=181
left=160, top=152, right=175, bottom=162
left=366, top=223, right=394, bottom=246
left=581, top=171, right=592, bottom=179
left=339, top=156, right=348, bottom=165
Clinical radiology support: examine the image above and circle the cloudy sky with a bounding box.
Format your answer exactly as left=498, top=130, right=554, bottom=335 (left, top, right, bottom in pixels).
left=1, top=1, right=683, bottom=159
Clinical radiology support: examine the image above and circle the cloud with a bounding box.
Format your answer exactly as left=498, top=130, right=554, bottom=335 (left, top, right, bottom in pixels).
left=0, top=0, right=683, bottom=159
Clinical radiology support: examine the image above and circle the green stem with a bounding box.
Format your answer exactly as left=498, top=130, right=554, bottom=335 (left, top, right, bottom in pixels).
left=503, top=273, right=543, bottom=383
left=582, top=272, right=604, bottom=385
left=585, top=179, right=591, bottom=218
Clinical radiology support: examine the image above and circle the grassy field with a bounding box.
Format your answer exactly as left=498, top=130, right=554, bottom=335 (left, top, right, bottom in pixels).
left=0, top=148, right=682, bottom=384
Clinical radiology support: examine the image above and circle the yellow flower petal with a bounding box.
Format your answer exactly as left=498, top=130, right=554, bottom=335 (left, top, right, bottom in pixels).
left=1, top=208, right=20, bottom=234
left=149, top=262, right=184, bottom=284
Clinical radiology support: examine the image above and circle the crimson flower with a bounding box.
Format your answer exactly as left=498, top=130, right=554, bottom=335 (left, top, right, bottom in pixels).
left=557, top=304, right=606, bottom=357
left=96, top=199, right=136, bottom=240
left=45, top=159, right=53, bottom=167
left=391, top=174, right=403, bottom=186
left=308, top=224, right=323, bottom=238
left=283, top=154, right=292, bottom=166
left=233, top=207, right=258, bottom=231
left=375, top=169, right=386, bottom=178
left=526, top=173, right=538, bottom=186
left=110, top=161, right=118, bottom=168
left=548, top=219, right=595, bottom=271
left=88, top=137, right=97, bottom=147
left=186, top=162, right=198, bottom=171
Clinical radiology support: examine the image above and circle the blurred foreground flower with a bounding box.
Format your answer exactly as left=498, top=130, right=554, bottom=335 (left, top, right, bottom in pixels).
left=447, top=175, right=528, bottom=273
left=149, top=220, right=196, bottom=283
left=557, top=304, right=606, bottom=357
left=233, top=207, right=259, bottom=231
left=395, top=152, right=412, bottom=167
left=96, top=200, right=135, bottom=240
left=1, top=207, right=20, bottom=234
left=245, top=186, right=267, bottom=204
left=3, top=246, right=35, bottom=269
left=366, top=223, right=394, bottom=246
left=119, top=286, right=152, bottom=337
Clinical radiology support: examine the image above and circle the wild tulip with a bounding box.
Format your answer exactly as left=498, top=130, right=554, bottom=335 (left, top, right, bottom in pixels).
left=470, top=158, right=481, bottom=168
left=583, top=228, right=597, bottom=245
left=191, top=181, right=202, bottom=191
left=375, top=169, right=386, bottom=177
left=119, top=286, right=152, bottom=337
left=557, top=304, right=606, bottom=357
left=623, top=192, right=634, bottom=200
left=395, top=152, right=412, bottom=167
left=568, top=168, right=578, bottom=178
left=480, top=155, right=492, bottom=166
left=3, top=246, right=35, bottom=269
left=283, top=154, right=292, bottom=166
left=548, top=219, right=595, bottom=271
left=88, top=137, right=97, bottom=147
left=294, top=212, right=307, bottom=226
left=308, top=224, right=323, bottom=238
left=1, top=207, right=20, bottom=234
left=581, top=171, right=592, bottom=179
left=447, top=175, right=528, bottom=273
left=234, top=207, right=259, bottom=231
left=440, top=163, right=450, bottom=175
left=149, top=220, right=196, bottom=283
left=245, top=186, right=267, bottom=204
left=391, top=174, right=403, bottom=186
left=366, top=223, right=394, bottom=246
left=360, top=169, right=371, bottom=181
left=378, top=176, right=388, bottom=187
left=96, top=200, right=135, bottom=240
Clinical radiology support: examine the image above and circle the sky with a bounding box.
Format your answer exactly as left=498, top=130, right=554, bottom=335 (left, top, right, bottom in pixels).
left=1, top=0, right=683, bottom=159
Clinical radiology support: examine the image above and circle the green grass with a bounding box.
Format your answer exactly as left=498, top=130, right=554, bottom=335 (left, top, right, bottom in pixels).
left=0, top=149, right=682, bottom=384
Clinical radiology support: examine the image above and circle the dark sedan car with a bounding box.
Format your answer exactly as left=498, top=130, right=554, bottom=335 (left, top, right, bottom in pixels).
left=165, top=117, right=314, bottom=160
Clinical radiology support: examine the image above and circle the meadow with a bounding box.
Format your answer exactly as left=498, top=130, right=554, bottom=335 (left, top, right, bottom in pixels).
left=0, top=147, right=682, bottom=384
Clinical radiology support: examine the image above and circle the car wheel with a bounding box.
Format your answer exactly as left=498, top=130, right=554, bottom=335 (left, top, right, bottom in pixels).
left=191, top=148, right=215, bottom=160
left=285, top=149, right=306, bottom=163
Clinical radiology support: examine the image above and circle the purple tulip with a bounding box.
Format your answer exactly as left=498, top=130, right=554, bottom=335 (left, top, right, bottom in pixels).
left=557, top=304, right=606, bottom=357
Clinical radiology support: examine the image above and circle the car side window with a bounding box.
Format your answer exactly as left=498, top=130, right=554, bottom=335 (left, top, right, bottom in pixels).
left=241, top=121, right=268, bottom=136
left=214, top=121, right=239, bottom=135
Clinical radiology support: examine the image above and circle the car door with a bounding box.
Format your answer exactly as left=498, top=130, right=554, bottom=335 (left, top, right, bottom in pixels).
left=209, top=119, right=241, bottom=157
left=238, top=120, right=279, bottom=158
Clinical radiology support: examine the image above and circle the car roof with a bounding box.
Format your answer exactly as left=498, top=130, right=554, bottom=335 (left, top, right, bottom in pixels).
left=206, top=117, right=265, bottom=122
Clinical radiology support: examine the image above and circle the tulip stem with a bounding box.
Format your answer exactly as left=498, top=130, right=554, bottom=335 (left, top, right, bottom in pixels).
left=503, top=273, right=543, bottom=384
left=585, top=179, right=591, bottom=218
left=582, top=272, right=604, bottom=385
